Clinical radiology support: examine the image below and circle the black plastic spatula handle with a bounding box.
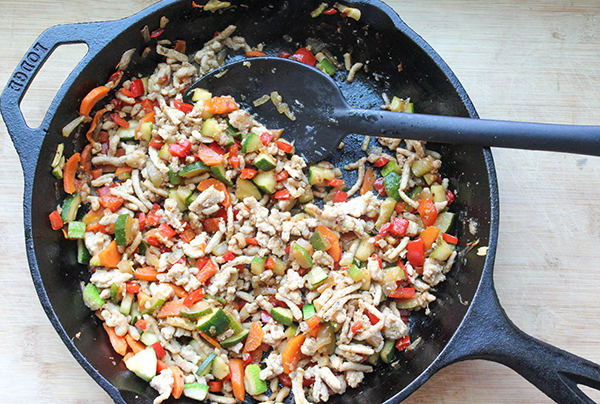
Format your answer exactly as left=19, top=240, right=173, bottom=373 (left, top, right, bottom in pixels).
left=185, top=57, right=600, bottom=163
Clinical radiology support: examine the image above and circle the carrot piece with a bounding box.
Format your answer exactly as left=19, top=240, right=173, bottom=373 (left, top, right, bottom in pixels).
left=197, top=178, right=231, bottom=207
left=99, top=194, right=124, bottom=213
left=123, top=351, right=135, bottom=363
left=170, top=366, right=185, bottom=399
left=208, top=380, right=223, bottom=392
left=103, top=323, right=128, bottom=356
left=282, top=333, right=306, bottom=374
left=196, top=260, right=218, bottom=284
left=360, top=167, right=375, bottom=195
left=92, top=168, right=103, bottom=179
left=80, top=86, right=110, bottom=117
left=155, top=300, right=184, bottom=319
left=49, top=211, right=63, bottom=230
left=306, top=315, right=321, bottom=338
left=157, top=360, right=168, bottom=373
left=196, top=144, right=224, bottom=166
left=125, top=334, right=146, bottom=354
left=229, top=358, right=245, bottom=402
left=246, top=50, right=266, bottom=57
left=203, top=96, right=239, bottom=115
left=419, top=226, right=440, bottom=250
left=137, top=291, right=150, bottom=311
left=166, top=283, right=188, bottom=298
left=134, top=266, right=159, bottom=282
left=83, top=208, right=104, bottom=224
left=199, top=331, right=221, bottom=349
left=63, top=153, right=81, bottom=194
left=98, top=240, right=121, bottom=268
left=243, top=321, right=264, bottom=353
left=442, top=233, right=458, bottom=245
left=315, top=225, right=341, bottom=262
left=174, top=40, right=186, bottom=54
left=389, top=287, right=416, bottom=299
left=80, top=144, right=93, bottom=175
left=202, top=217, right=222, bottom=233
left=115, top=166, right=133, bottom=177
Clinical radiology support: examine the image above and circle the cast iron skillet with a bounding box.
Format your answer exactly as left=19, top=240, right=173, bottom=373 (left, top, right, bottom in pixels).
left=2, top=1, right=600, bottom=403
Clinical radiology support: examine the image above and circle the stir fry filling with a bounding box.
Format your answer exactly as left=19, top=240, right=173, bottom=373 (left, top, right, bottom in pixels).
left=50, top=22, right=458, bottom=404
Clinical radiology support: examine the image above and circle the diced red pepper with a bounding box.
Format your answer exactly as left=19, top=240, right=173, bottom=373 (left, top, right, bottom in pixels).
left=243, top=352, right=252, bottom=366
left=276, top=171, right=289, bottom=181
left=195, top=257, right=210, bottom=271
left=99, top=194, right=124, bottom=213
left=246, top=238, right=259, bottom=246
left=174, top=100, right=194, bottom=113
left=209, top=141, right=226, bottom=155
left=129, top=79, right=145, bottom=98
left=389, top=217, right=409, bottom=237
left=260, top=310, right=273, bottom=323
left=371, top=253, right=382, bottom=269
left=229, top=155, right=240, bottom=169
left=49, top=211, right=63, bottom=230
left=222, top=252, right=236, bottom=261
left=183, top=288, right=206, bottom=307
left=135, top=319, right=147, bottom=330
left=111, top=113, right=129, bottom=128
left=332, top=190, right=348, bottom=203
left=149, top=137, right=164, bottom=149
left=406, top=238, right=425, bottom=267
left=351, top=321, right=363, bottom=334
left=396, top=335, right=411, bottom=351
left=158, top=223, right=176, bottom=240
left=147, top=212, right=160, bottom=227
left=141, top=98, right=156, bottom=114
left=265, top=256, right=275, bottom=270
left=150, top=28, right=164, bottom=38
left=274, top=190, right=291, bottom=200
left=120, top=88, right=134, bottom=98
left=240, top=168, right=258, bottom=179
left=323, top=7, right=338, bottom=14
left=417, top=199, right=438, bottom=227
left=373, top=157, right=389, bottom=167
left=144, top=235, right=161, bottom=247
left=442, top=233, right=458, bottom=245
left=395, top=202, right=406, bottom=214
left=326, top=178, right=345, bottom=187
left=292, top=47, right=316, bottom=66
left=138, top=212, right=147, bottom=231
left=126, top=282, right=140, bottom=294
left=366, top=311, right=380, bottom=325
left=278, top=51, right=291, bottom=59
left=373, top=177, right=386, bottom=196
left=285, top=244, right=291, bottom=255
left=379, top=222, right=392, bottom=237
left=150, top=342, right=166, bottom=359
left=389, top=287, right=416, bottom=299
left=278, top=373, right=293, bottom=387
left=208, top=381, right=223, bottom=393
left=260, top=132, right=273, bottom=146
left=168, top=139, right=192, bottom=158
left=108, top=71, right=121, bottom=84
left=446, top=189, right=455, bottom=204
left=275, top=140, right=294, bottom=154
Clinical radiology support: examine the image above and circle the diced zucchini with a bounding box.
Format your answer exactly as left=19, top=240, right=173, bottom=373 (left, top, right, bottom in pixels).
left=125, top=348, right=157, bottom=381
left=60, top=193, right=81, bottom=223
left=168, top=189, right=188, bottom=212
left=130, top=302, right=141, bottom=325
left=302, top=303, right=316, bottom=320
left=250, top=255, right=267, bottom=275
left=176, top=187, right=193, bottom=204
left=52, top=163, right=64, bottom=179
left=381, top=161, right=401, bottom=177
left=298, top=187, right=314, bottom=203
left=115, top=214, right=135, bottom=246
left=158, top=144, right=172, bottom=160
left=284, top=324, right=298, bottom=339
left=186, top=192, right=199, bottom=206
left=317, top=58, right=336, bottom=76
left=220, top=329, right=249, bottom=348
left=142, top=293, right=166, bottom=315
left=82, top=283, right=104, bottom=311
left=139, top=122, right=153, bottom=142
left=310, top=230, right=331, bottom=251
left=383, top=171, right=401, bottom=201
left=51, top=143, right=64, bottom=168
left=367, top=352, right=380, bottom=366
left=110, top=283, right=121, bottom=304
left=196, top=352, right=216, bottom=376
left=196, top=308, right=231, bottom=337
left=225, top=311, right=244, bottom=335
left=245, top=364, right=268, bottom=395
left=254, top=153, right=277, bottom=171
left=396, top=297, right=422, bottom=309
left=241, top=132, right=262, bottom=153
left=168, top=165, right=182, bottom=185
left=433, top=211, right=455, bottom=233
left=210, top=163, right=233, bottom=186
left=308, top=166, right=335, bottom=185
left=431, top=184, right=446, bottom=203
left=226, top=120, right=240, bottom=138
left=354, top=239, right=374, bottom=262
left=271, top=256, right=287, bottom=276
left=120, top=292, right=134, bottom=315
left=347, top=263, right=364, bottom=282
left=271, top=307, right=293, bottom=326
left=179, top=161, right=209, bottom=178
left=291, top=243, right=312, bottom=268
left=307, top=266, right=328, bottom=287
left=180, top=302, right=213, bottom=319
left=409, top=186, right=423, bottom=201
left=382, top=266, right=406, bottom=284
left=192, top=88, right=212, bottom=102
left=411, top=156, right=435, bottom=177
left=67, top=221, right=86, bottom=239
left=140, top=331, right=160, bottom=346
left=116, top=120, right=138, bottom=140
left=430, top=240, right=454, bottom=261
left=183, top=383, right=210, bottom=401
left=252, top=170, right=276, bottom=194
left=77, top=239, right=91, bottom=265
left=212, top=355, right=230, bottom=379
left=380, top=339, right=396, bottom=364
left=201, top=118, right=221, bottom=139
left=235, top=178, right=262, bottom=200
left=318, top=323, right=337, bottom=355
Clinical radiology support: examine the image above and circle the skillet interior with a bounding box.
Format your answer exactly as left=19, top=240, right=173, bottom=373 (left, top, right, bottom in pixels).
left=29, top=0, right=494, bottom=402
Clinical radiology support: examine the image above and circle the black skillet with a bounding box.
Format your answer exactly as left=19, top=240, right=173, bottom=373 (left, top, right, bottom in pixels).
left=2, top=0, right=600, bottom=403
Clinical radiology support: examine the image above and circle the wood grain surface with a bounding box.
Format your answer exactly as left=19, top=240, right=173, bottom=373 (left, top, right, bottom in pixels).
left=1, top=1, right=600, bottom=403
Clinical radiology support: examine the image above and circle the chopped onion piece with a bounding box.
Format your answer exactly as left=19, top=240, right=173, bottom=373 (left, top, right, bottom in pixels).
left=406, top=336, right=422, bottom=352
left=141, top=25, right=151, bottom=42
left=335, top=3, right=361, bottom=20
left=62, top=115, right=87, bottom=137
left=116, top=48, right=136, bottom=71
left=361, top=135, right=371, bottom=152
left=253, top=94, right=270, bottom=107
left=168, top=248, right=184, bottom=264
left=212, top=241, right=228, bottom=257
left=159, top=16, right=169, bottom=29
left=204, top=0, right=231, bottom=12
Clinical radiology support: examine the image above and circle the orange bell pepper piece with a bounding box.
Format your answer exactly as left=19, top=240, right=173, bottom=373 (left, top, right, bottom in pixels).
left=243, top=321, right=264, bottom=353
left=103, top=323, right=128, bottom=356
left=282, top=333, right=305, bottom=374
left=98, top=240, right=121, bottom=268
left=203, top=96, right=238, bottom=115
left=229, top=358, right=245, bottom=401
left=80, top=86, right=110, bottom=117
left=63, top=153, right=80, bottom=194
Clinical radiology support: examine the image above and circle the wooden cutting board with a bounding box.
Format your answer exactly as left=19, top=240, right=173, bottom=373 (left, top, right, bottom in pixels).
left=1, top=0, right=599, bottom=403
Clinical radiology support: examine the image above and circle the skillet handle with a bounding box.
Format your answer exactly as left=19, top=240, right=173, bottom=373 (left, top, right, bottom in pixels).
left=0, top=20, right=124, bottom=174
left=437, top=279, right=600, bottom=403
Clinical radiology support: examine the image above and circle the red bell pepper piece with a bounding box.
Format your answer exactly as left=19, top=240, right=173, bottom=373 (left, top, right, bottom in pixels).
left=240, top=168, right=258, bottom=179
left=135, top=319, right=147, bottom=330
left=149, top=137, right=164, bottom=149
left=49, top=211, right=63, bottom=230
left=138, top=212, right=147, bottom=231
left=168, top=139, right=192, bottom=157
left=274, top=190, right=291, bottom=200
left=129, top=79, right=145, bottom=98
left=442, top=233, right=458, bottom=245
left=150, top=342, right=166, bottom=359
left=276, top=171, right=289, bottom=181
left=395, top=202, right=405, bottom=214
left=326, top=178, right=345, bottom=187
left=406, top=238, right=425, bottom=267
left=373, top=157, right=389, bottom=167
left=389, top=217, right=409, bottom=237
left=389, top=287, right=415, bottom=299
left=278, top=51, right=291, bottom=59
left=150, top=28, right=164, bottom=38
left=292, top=48, right=316, bottom=66
left=446, top=189, right=455, bottom=204
left=158, top=223, right=176, bottom=240
left=373, top=177, right=386, bottom=196
left=379, top=222, right=392, bottom=237
left=174, top=100, right=194, bottom=113
left=275, top=140, right=294, bottom=154
left=111, top=113, right=129, bottom=128
left=396, top=335, right=411, bottom=351
left=332, top=190, right=348, bottom=203
left=209, top=141, right=226, bottom=155
left=183, top=288, right=206, bottom=307
left=260, top=132, right=273, bottom=145
left=222, top=252, right=235, bottom=261
left=323, top=7, right=338, bottom=14
left=351, top=321, right=363, bottom=334
left=366, top=311, right=380, bottom=325
left=147, top=212, right=160, bottom=227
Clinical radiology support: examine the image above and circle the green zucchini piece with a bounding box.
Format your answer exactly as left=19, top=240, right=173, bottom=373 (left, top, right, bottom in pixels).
left=126, top=348, right=157, bottom=381
left=196, top=352, right=216, bottom=376
left=220, top=329, right=249, bottom=348
left=291, top=243, right=312, bottom=268
left=433, top=211, right=455, bottom=233
left=380, top=339, right=396, bottom=364
left=168, top=165, right=182, bottom=185
left=60, top=193, right=81, bottom=222
left=158, top=144, right=172, bottom=160
left=354, top=239, right=374, bottom=262
left=201, top=118, right=220, bottom=139
left=298, top=187, right=314, bottom=203
left=430, top=184, right=446, bottom=203
left=347, top=263, right=364, bottom=282
left=250, top=255, right=267, bottom=275
left=192, top=88, right=212, bottom=102
left=271, top=307, right=293, bottom=326
left=308, top=166, right=335, bottom=185
left=310, top=230, right=331, bottom=251
left=117, top=120, right=138, bottom=140
left=252, top=170, right=276, bottom=194
left=77, top=239, right=91, bottom=265
left=226, top=312, right=244, bottom=335
left=110, top=283, right=121, bottom=304
left=67, top=221, right=86, bottom=239
left=367, top=352, right=380, bottom=366
left=196, top=308, right=230, bottom=337
left=241, top=132, right=262, bottom=153
left=284, top=324, right=298, bottom=339
left=271, top=256, right=287, bottom=276
left=179, top=161, right=209, bottom=178
left=212, top=355, right=230, bottom=379
left=82, top=283, right=104, bottom=311
left=411, top=157, right=435, bottom=177
left=120, top=292, right=134, bottom=315
left=383, top=171, right=401, bottom=201
left=52, top=164, right=64, bottom=180
left=180, top=302, right=213, bottom=319
left=395, top=297, right=421, bottom=309
left=168, top=189, right=188, bottom=212
left=183, top=383, right=210, bottom=401
left=139, top=122, right=153, bottom=142
left=381, top=161, right=401, bottom=177
left=210, top=163, right=233, bottom=186
left=226, top=120, right=240, bottom=138
left=140, top=331, right=160, bottom=346
left=115, top=214, right=135, bottom=246
left=244, top=364, right=268, bottom=395
left=302, top=303, right=316, bottom=320
left=308, top=266, right=328, bottom=287
left=51, top=143, right=64, bottom=168
left=254, top=153, right=277, bottom=171
left=142, top=293, right=166, bottom=315
left=430, top=240, right=454, bottom=261
left=235, top=178, right=262, bottom=200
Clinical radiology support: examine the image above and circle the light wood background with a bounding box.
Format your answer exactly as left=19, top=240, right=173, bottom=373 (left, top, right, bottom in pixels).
left=1, top=0, right=600, bottom=403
